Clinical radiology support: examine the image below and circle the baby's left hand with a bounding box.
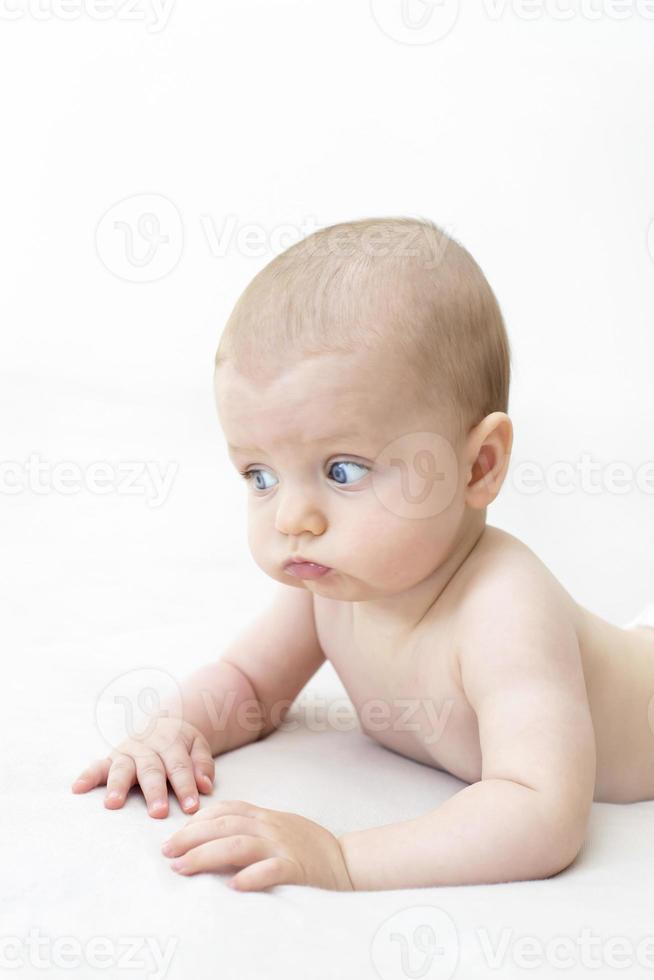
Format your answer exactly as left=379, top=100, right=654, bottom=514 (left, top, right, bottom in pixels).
left=161, top=799, right=354, bottom=892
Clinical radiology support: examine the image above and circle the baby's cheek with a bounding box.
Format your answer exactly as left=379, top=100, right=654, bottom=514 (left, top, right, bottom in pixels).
left=246, top=518, right=269, bottom=562
left=370, top=502, right=464, bottom=580
left=353, top=518, right=426, bottom=582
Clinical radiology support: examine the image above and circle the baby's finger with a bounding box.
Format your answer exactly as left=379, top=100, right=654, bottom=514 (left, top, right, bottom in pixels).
left=163, top=814, right=261, bottom=858
left=129, top=750, right=171, bottom=818
left=190, top=736, right=215, bottom=794
left=71, top=757, right=112, bottom=793
left=159, top=744, right=201, bottom=814
left=170, top=834, right=274, bottom=877
left=104, top=753, right=137, bottom=809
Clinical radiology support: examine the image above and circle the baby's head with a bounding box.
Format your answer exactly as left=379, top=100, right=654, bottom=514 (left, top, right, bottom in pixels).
left=214, top=216, right=513, bottom=602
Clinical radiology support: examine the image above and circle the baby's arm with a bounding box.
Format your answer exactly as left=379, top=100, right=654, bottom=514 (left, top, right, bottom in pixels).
left=73, top=584, right=325, bottom=815
left=198, top=583, right=327, bottom=751
left=339, top=577, right=596, bottom=889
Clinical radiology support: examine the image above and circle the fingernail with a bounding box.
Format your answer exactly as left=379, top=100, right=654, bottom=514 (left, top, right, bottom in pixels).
left=150, top=799, right=166, bottom=811
left=106, top=790, right=121, bottom=801
left=161, top=840, right=174, bottom=856
left=183, top=796, right=196, bottom=809
left=171, top=859, right=187, bottom=873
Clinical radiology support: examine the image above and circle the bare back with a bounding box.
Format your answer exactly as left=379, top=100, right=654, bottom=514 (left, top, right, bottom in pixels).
left=313, top=525, right=654, bottom=804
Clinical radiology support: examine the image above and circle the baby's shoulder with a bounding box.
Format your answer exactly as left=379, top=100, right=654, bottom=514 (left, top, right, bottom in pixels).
left=449, top=524, right=541, bottom=599
left=447, top=525, right=579, bottom=644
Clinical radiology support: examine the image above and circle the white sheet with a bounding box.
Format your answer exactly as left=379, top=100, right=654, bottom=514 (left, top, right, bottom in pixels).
left=4, top=595, right=654, bottom=980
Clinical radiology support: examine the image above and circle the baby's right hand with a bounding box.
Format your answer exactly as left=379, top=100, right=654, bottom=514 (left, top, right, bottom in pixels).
left=71, top=717, right=215, bottom=818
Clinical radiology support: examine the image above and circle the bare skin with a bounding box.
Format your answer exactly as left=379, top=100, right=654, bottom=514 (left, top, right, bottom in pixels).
left=211, top=350, right=654, bottom=817
left=314, top=523, right=654, bottom=805
left=73, top=347, right=653, bottom=889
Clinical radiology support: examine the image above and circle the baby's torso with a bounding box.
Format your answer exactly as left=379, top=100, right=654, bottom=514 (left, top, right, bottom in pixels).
left=314, top=584, right=483, bottom=784
left=313, top=525, right=654, bottom=803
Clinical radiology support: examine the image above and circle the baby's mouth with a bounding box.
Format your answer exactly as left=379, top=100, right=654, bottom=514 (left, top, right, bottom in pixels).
left=283, top=558, right=332, bottom=580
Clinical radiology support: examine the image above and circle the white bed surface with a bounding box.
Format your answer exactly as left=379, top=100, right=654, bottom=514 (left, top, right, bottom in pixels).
left=4, top=606, right=654, bottom=980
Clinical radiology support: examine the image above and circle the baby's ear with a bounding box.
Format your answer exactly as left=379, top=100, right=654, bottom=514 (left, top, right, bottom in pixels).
left=464, top=412, right=513, bottom=508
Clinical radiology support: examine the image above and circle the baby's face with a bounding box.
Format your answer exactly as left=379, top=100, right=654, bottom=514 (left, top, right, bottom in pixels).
left=214, top=349, right=473, bottom=602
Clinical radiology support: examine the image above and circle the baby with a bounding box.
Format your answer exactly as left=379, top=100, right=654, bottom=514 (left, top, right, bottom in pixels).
left=72, top=217, right=654, bottom=893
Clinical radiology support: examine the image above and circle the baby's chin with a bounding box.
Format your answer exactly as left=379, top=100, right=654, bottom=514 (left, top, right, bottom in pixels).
left=267, top=567, right=415, bottom=603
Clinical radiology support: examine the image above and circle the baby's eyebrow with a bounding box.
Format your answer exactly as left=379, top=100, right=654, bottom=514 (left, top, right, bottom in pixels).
left=228, top=433, right=360, bottom=453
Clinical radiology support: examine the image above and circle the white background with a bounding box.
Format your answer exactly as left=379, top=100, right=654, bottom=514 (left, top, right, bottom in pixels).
left=2, top=0, right=653, bottom=668
left=2, top=6, right=654, bottom=979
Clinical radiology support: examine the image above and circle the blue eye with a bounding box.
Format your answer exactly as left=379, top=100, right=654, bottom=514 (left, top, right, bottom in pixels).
left=328, top=460, right=369, bottom=485
left=241, top=469, right=277, bottom=491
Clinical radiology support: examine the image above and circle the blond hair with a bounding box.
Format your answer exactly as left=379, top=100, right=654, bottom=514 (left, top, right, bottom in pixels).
left=214, top=216, right=511, bottom=446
